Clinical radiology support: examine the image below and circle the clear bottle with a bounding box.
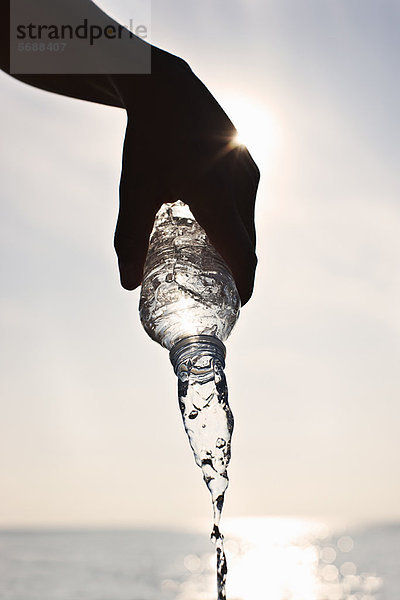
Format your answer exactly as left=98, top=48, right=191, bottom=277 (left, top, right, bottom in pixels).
left=139, top=200, right=240, bottom=370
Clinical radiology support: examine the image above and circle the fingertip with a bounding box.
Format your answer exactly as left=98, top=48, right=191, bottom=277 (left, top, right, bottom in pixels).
left=121, top=281, right=138, bottom=291
left=118, top=261, right=142, bottom=291
left=235, top=252, right=257, bottom=306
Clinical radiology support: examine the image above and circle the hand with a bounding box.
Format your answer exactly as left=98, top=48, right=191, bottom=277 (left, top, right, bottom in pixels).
left=113, top=49, right=260, bottom=306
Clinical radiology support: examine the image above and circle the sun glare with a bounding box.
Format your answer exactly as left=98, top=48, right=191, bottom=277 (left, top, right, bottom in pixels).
left=177, top=517, right=382, bottom=600
left=222, top=517, right=325, bottom=600
left=232, top=132, right=246, bottom=147
left=222, top=94, right=279, bottom=168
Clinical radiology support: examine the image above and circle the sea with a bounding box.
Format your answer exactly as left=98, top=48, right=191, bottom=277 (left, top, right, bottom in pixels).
left=0, top=518, right=398, bottom=600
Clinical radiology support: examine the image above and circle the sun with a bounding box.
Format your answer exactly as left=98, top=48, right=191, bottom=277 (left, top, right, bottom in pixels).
left=221, top=93, right=279, bottom=168
left=232, top=132, right=246, bottom=147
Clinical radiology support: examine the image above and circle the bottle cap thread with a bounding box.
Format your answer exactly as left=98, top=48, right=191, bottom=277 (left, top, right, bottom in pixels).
left=169, top=335, right=226, bottom=373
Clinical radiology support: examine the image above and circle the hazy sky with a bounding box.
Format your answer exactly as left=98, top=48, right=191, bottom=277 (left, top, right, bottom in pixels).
left=1, top=0, right=399, bottom=528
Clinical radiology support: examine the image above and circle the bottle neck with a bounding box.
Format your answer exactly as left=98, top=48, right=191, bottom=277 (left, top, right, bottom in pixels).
left=169, top=335, right=226, bottom=374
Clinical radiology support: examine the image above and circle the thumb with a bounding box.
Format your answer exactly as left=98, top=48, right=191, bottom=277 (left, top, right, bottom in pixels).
left=114, top=124, right=171, bottom=290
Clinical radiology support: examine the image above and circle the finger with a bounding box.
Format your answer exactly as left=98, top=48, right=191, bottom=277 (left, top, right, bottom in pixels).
left=114, top=125, right=172, bottom=290
left=228, top=146, right=260, bottom=248
left=185, top=178, right=257, bottom=306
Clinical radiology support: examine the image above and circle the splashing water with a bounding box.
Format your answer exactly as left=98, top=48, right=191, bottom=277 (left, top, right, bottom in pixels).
left=177, top=352, right=233, bottom=600
left=139, top=201, right=240, bottom=598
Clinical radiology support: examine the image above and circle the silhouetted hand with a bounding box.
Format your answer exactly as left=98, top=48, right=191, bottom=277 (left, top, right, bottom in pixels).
left=2, top=1, right=259, bottom=305
left=113, top=48, right=260, bottom=305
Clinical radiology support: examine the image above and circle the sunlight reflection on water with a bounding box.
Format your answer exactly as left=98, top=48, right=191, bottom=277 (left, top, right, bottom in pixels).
left=176, top=517, right=383, bottom=600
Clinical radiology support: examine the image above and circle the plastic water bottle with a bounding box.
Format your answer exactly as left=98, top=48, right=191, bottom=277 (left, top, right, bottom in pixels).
left=139, top=200, right=240, bottom=371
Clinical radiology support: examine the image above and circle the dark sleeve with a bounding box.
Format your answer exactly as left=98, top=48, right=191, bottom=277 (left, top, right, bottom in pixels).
left=1, top=1, right=128, bottom=109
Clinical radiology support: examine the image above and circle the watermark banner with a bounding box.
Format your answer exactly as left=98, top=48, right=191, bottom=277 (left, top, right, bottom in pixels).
left=10, top=0, right=151, bottom=74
